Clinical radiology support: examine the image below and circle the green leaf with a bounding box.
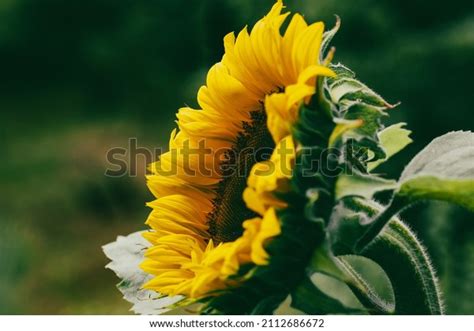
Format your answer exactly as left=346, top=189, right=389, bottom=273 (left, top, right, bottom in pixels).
left=309, top=244, right=395, bottom=314
left=363, top=220, right=444, bottom=314
left=291, top=276, right=359, bottom=314
left=368, top=123, right=413, bottom=171
left=356, top=131, right=474, bottom=255
left=309, top=245, right=349, bottom=281
left=335, top=171, right=397, bottom=200
left=396, top=131, right=474, bottom=211
left=337, top=255, right=395, bottom=314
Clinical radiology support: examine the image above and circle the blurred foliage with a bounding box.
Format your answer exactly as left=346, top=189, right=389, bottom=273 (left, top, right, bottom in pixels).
left=0, top=0, right=473, bottom=314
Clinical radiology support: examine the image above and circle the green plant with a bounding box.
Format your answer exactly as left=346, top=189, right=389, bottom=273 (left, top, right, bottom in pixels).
left=103, top=2, right=474, bottom=315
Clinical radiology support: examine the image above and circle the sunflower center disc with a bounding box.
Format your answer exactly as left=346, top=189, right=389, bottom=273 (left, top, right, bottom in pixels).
left=208, top=110, right=275, bottom=243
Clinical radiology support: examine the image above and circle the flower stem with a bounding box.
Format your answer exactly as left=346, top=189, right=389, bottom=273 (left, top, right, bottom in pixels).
left=355, top=197, right=407, bottom=253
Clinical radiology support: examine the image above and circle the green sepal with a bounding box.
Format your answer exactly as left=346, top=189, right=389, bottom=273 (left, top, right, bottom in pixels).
left=201, top=205, right=327, bottom=315
left=329, top=63, right=356, bottom=79
left=320, top=62, right=399, bottom=177
left=343, top=103, right=387, bottom=138
left=292, top=103, right=334, bottom=147
left=326, top=73, right=392, bottom=109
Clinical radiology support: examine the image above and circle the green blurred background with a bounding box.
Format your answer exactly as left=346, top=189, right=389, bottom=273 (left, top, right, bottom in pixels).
left=1, top=0, right=473, bottom=314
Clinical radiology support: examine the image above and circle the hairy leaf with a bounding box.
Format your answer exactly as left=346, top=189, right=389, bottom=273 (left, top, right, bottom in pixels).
left=396, top=131, right=474, bottom=211
left=337, top=255, right=395, bottom=314
left=356, top=132, right=474, bottom=253
left=308, top=244, right=394, bottom=314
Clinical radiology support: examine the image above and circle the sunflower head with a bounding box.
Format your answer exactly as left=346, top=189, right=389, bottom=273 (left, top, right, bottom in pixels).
left=138, top=0, right=338, bottom=304
left=104, top=0, right=401, bottom=315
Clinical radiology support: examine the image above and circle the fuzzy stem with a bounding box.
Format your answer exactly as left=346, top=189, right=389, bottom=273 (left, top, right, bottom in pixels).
left=355, top=197, right=407, bottom=253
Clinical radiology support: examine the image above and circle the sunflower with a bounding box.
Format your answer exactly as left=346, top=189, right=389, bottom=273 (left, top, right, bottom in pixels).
left=103, top=0, right=457, bottom=316
left=140, top=0, right=335, bottom=301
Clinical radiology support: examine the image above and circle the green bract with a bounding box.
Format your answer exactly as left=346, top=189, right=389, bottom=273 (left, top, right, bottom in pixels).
left=286, top=50, right=473, bottom=314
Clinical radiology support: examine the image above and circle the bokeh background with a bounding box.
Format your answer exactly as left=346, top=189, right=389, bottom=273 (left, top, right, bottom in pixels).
left=1, top=0, right=473, bottom=314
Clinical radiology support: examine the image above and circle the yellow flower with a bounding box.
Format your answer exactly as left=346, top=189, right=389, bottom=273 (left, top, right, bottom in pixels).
left=141, top=0, right=335, bottom=299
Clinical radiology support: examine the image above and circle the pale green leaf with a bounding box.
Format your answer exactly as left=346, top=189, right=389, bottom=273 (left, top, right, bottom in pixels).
left=337, top=255, right=395, bottom=314
left=368, top=123, right=413, bottom=171
left=308, top=244, right=394, bottom=314
left=396, top=131, right=474, bottom=211
left=291, top=275, right=362, bottom=314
